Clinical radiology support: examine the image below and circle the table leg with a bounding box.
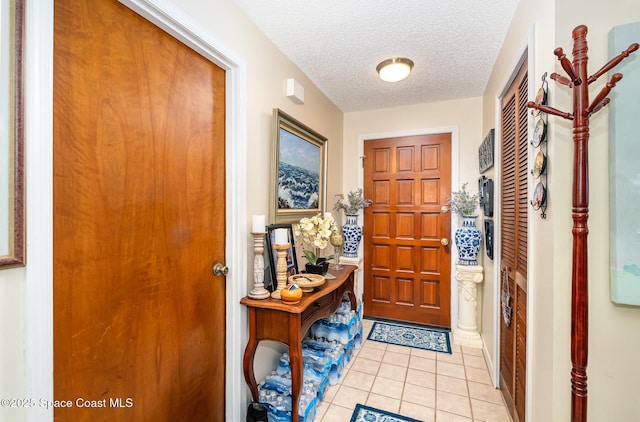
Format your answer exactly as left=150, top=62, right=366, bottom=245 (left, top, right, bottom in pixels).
left=242, top=308, right=259, bottom=402
left=346, top=290, right=357, bottom=311
left=345, top=275, right=357, bottom=311
left=289, top=320, right=303, bottom=421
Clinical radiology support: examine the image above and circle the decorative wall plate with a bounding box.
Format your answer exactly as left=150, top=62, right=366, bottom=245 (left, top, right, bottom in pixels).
left=532, top=117, right=546, bottom=147
left=532, top=150, right=547, bottom=179
left=532, top=72, right=548, bottom=117
left=535, top=85, right=547, bottom=105
left=532, top=181, right=547, bottom=210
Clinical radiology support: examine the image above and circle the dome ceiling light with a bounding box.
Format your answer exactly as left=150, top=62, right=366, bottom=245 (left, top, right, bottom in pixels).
left=376, top=58, right=414, bottom=82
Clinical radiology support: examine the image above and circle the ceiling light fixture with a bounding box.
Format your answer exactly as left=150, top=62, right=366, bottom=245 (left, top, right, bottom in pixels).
left=376, top=57, right=414, bottom=82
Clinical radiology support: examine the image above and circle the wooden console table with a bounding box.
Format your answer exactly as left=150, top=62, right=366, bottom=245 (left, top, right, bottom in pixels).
left=241, top=265, right=357, bottom=421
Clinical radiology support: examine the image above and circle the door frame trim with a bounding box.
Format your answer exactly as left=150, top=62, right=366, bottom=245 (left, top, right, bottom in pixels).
left=24, top=1, right=54, bottom=420
left=26, top=1, right=249, bottom=420
left=357, top=127, right=460, bottom=329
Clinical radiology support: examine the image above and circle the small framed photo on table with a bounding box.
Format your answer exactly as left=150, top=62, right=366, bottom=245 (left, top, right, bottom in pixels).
left=265, top=224, right=299, bottom=288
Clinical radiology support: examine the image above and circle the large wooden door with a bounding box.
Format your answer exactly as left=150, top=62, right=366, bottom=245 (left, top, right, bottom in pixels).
left=53, top=1, right=226, bottom=420
left=363, top=134, right=451, bottom=327
left=499, top=59, right=528, bottom=422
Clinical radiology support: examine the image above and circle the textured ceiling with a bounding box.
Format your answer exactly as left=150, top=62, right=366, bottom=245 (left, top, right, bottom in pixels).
left=232, top=0, right=520, bottom=112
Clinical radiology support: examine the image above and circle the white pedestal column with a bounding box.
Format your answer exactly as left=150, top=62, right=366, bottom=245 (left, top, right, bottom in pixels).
left=339, top=256, right=363, bottom=301
left=453, top=264, right=484, bottom=348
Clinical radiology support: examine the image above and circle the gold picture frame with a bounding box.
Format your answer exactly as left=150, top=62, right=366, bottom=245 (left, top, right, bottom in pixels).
left=271, top=109, right=327, bottom=223
left=1, top=0, right=25, bottom=268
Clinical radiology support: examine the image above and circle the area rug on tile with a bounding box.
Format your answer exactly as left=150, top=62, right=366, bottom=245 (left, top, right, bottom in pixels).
left=367, top=321, right=451, bottom=354
left=350, top=403, right=423, bottom=422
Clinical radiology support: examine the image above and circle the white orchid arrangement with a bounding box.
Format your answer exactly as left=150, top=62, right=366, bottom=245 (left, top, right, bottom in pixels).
left=294, top=212, right=337, bottom=265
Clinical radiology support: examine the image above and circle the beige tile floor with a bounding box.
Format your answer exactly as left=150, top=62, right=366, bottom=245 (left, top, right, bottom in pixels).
left=315, top=319, right=513, bottom=422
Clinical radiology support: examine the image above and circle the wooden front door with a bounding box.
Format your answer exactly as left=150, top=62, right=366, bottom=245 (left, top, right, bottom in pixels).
left=363, top=134, right=452, bottom=327
left=53, top=1, right=226, bottom=420
left=499, top=59, right=528, bottom=422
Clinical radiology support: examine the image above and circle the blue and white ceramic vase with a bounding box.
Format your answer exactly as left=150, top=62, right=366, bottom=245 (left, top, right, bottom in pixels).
left=342, top=214, right=362, bottom=258
left=454, top=215, right=482, bottom=266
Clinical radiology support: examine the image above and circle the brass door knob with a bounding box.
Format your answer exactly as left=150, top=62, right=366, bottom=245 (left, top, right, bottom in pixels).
left=441, top=238, right=449, bottom=246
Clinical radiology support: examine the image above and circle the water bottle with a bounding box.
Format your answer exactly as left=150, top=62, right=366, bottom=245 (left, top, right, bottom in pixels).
left=328, top=363, right=339, bottom=385
left=298, top=391, right=317, bottom=422
left=354, top=324, right=363, bottom=349
left=277, top=352, right=290, bottom=375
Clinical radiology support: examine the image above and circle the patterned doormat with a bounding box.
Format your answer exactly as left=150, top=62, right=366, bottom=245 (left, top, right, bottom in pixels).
left=367, top=321, right=451, bottom=354
left=350, top=403, right=423, bottom=422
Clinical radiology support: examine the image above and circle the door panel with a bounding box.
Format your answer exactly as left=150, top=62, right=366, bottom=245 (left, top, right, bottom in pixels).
left=364, top=134, right=451, bottom=327
left=499, top=59, right=528, bottom=422
left=53, top=0, right=226, bottom=420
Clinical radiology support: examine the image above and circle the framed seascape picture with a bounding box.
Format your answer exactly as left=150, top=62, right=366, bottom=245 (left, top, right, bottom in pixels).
left=271, top=108, right=327, bottom=223
left=0, top=0, right=25, bottom=268
left=264, top=224, right=299, bottom=289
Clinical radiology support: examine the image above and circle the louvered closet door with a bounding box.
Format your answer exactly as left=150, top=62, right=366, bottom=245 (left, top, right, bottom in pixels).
left=499, top=59, right=528, bottom=422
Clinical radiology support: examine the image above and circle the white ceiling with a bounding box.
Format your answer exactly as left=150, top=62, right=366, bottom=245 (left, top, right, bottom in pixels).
left=232, top=0, right=520, bottom=112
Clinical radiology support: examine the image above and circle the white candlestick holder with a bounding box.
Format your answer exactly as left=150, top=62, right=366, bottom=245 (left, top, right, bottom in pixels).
left=248, top=232, right=270, bottom=299
left=270, top=243, right=290, bottom=300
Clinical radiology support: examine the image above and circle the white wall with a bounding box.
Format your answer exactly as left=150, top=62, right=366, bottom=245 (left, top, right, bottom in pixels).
left=0, top=0, right=11, bottom=256
left=0, top=268, right=26, bottom=421
left=343, top=98, right=482, bottom=192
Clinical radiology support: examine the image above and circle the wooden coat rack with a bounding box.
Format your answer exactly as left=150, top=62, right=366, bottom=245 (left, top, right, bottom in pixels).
left=528, top=25, right=638, bottom=422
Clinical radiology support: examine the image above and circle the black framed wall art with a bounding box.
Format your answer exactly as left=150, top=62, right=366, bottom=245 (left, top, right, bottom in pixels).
left=485, top=219, right=494, bottom=260
left=478, top=129, right=494, bottom=174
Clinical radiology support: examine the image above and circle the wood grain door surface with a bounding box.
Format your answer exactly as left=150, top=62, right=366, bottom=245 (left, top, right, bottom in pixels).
left=53, top=0, right=226, bottom=420
left=363, top=134, right=451, bottom=327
